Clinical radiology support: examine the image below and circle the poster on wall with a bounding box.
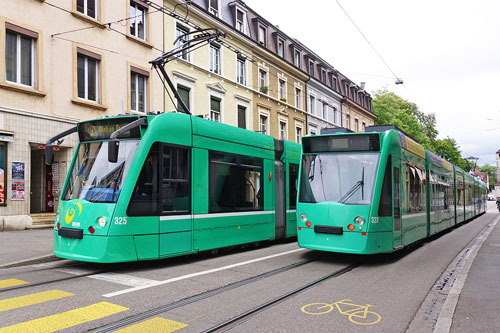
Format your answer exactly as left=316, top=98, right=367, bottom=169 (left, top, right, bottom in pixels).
left=11, top=162, right=25, bottom=201
left=0, top=142, right=5, bottom=205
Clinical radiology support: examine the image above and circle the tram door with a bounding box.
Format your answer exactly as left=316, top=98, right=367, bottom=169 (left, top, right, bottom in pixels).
left=274, top=160, right=286, bottom=239
left=393, top=160, right=402, bottom=249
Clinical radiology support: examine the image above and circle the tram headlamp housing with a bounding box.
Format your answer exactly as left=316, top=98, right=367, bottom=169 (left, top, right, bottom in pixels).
left=98, top=217, right=107, bottom=228
left=354, top=216, right=365, bottom=226
left=300, top=213, right=308, bottom=222
left=55, top=213, right=60, bottom=223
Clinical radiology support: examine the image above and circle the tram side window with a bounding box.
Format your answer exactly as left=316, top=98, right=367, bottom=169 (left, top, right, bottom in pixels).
left=406, top=164, right=423, bottom=214
left=128, top=143, right=159, bottom=216
left=289, top=163, right=299, bottom=209
left=209, top=152, right=263, bottom=213
left=161, top=146, right=190, bottom=214
left=378, top=157, right=392, bottom=217
left=456, top=176, right=463, bottom=205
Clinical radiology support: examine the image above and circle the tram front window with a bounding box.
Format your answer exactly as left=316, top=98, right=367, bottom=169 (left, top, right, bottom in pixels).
left=63, top=141, right=139, bottom=203
left=299, top=153, right=380, bottom=205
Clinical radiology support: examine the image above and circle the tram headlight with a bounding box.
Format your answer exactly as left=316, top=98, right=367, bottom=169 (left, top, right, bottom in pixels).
left=98, top=217, right=107, bottom=228
left=354, top=216, right=365, bottom=226
left=55, top=213, right=60, bottom=223
left=300, top=213, right=308, bottom=222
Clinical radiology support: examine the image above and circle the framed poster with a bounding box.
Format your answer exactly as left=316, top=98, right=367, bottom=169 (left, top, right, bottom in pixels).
left=11, top=162, right=25, bottom=201
left=0, top=143, right=5, bottom=205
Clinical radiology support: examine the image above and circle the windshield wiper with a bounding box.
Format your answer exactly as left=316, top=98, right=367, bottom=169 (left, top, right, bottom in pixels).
left=339, top=166, right=365, bottom=204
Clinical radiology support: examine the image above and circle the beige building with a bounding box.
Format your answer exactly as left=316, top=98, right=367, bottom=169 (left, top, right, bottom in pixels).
left=0, top=0, right=165, bottom=228
left=340, top=80, right=376, bottom=132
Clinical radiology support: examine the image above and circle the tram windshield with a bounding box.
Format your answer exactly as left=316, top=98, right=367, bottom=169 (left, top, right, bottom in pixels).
left=299, top=153, right=380, bottom=205
left=63, top=140, right=139, bottom=203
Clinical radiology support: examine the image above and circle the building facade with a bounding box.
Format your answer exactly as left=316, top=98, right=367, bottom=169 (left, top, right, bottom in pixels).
left=0, top=0, right=165, bottom=227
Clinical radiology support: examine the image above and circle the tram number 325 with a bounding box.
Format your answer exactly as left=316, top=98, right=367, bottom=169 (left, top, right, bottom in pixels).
left=114, top=217, right=128, bottom=225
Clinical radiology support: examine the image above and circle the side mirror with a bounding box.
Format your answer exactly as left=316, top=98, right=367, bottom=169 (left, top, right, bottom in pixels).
left=45, top=144, right=54, bottom=165
left=108, top=140, right=119, bottom=163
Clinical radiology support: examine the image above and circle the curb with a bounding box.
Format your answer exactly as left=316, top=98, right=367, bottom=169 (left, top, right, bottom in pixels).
left=0, top=254, right=60, bottom=269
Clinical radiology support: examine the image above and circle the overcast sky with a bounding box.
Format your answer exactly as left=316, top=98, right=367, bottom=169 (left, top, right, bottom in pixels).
left=244, top=0, right=500, bottom=167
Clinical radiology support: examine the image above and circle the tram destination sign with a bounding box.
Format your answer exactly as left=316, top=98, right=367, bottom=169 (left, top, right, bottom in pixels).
left=78, top=117, right=142, bottom=142
left=303, top=134, right=380, bottom=153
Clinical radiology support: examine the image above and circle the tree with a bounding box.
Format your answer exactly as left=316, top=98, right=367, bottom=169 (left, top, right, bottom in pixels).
left=433, top=137, right=468, bottom=170
left=372, top=89, right=433, bottom=149
left=479, top=164, right=497, bottom=190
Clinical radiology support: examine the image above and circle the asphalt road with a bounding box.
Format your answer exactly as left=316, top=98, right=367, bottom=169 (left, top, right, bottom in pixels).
left=0, top=204, right=498, bottom=332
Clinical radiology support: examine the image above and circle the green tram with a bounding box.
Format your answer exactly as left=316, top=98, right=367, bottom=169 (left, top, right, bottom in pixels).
left=296, top=126, right=487, bottom=254
left=47, top=113, right=300, bottom=263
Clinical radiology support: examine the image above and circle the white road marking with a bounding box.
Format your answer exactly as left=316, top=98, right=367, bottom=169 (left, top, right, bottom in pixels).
left=102, top=248, right=306, bottom=298
left=57, top=268, right=159, bottom=287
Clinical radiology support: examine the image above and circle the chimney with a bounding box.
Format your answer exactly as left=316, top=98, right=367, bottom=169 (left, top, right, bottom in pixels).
left=360, top=82, right=366, bottom=90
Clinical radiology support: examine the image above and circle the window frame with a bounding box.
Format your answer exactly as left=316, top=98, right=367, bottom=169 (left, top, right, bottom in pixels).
left=209, top=42, right=221, bottom=75
left=236, top=54, right=246, bottom=85
left=76, top=48, right=101, bottom=103
left=294, top=50, right=301, bottom=67
left=210, top=95, right=222, bottom=123
left=76, top=0, right=98, bottom=20
left=278, top=78, right=286, bottom=100
left=175, top=23, right=191, bottom=62
left=129, top=65, right=149, bottom=113
left=235, top=7, right=246, bottom=33
left=295, top=87, right=301, bottom=109
left=258, top=25, right=267, bottom=46
left=258, top=68, right=268, bottom=93
left=4, top=23, right=39, bottom=90
left=209, top=0, right=221, bottom=17
left=237, top=104, right=247, bottom=129
left=295, top=123, right=303, bottom=143
left=277, top=38, right=284, bottom=58
left=279, top=118, right=288, bottom=140
left=258, top=109, right=269, bottom=134
left=309, top=93, right=316, bottom=115
left=129, top=1, right=148, bottom=41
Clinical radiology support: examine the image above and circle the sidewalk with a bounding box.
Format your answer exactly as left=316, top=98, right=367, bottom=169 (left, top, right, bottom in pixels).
left=0, top=228, right=55, bottom=268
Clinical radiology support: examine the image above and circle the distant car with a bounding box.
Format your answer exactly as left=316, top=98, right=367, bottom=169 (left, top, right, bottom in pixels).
left=488, top=194, right=495, bottom=201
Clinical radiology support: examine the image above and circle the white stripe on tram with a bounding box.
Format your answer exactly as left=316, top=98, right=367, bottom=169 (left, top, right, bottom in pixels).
left=102, top=248, right=305, bottom=298
left=159, top=211, right=276, bottom=221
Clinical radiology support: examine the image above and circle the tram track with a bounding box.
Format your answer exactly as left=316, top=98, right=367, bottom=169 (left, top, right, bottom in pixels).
left=89, top=257, right=321, bottom=333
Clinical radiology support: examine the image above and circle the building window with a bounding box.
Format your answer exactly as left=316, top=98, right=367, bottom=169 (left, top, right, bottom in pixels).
left=235, top=8, right=245, bottom=32
left=209, top=43, right=221, bottom=75
left=209, top=152, right=263, bottom=213
left=295, top=87, right=301, bottom=108
left=279, top=120, right=287, bottom=140
left=321, top=68, right=326, bottom=83
left=309, top=125, right=317, bottom=136
left=5, top=27, right=37, bottom=88
left=362, top=122, right=366, bottom=132
left=309, top=94, right=315, bottom=115
left=259, top=114, right=268, bottom=134
left=296, top=126, right=302, bottom=143
left=210, top=96, right=221, bottom=122
left=209, top=0, right=220, bottom=17
left=237, top=105, right=246, bottom=129
left=77, top=0, right=98, bottom=19
left=77, top=49, right=100, bottom=102
left=355, top=118, right=359, bottom=132
left=277, top=39, right=284, bottom=58
left=130, top=1, right=147, bottom=41
left=236, top=54, right=246, bottom=85
left=279, top=79, right=286, bottom=100
left=0, top=142, right=6, bottom=205
left=294, top=50, right=300, bottom=67
left=131, top=68, right=148, bottom=113
left=322, top=102, right=327, bottom=120
left=258, top=69, right=268, bottom=93
left=175, top=24, right=190, bottom=61
left=177, top=85, right=190, bottom=113
left=308, top=61, right=314, bottom=75
left=258, top=26, right=266, bottom=46
left=346, top=114, right=350, bottom=129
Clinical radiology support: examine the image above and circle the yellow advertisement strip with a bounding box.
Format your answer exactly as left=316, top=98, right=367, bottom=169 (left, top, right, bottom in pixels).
left=405, top=136, right=426, bottom=159
left=0, top=290, right=73, bottom=313
left=115, top=317, right=188, bottom=333
left=0, top=279, right=28, bottom=289
left=0, top=302, right=128, bottom=333
left=442, top=159, right=453, bottom=172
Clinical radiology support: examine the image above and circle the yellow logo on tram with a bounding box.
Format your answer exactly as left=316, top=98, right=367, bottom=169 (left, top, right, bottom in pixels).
left=65, top=202, right=83, bottom=224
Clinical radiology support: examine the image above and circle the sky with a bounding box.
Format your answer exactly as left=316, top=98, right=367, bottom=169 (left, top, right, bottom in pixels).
left=243, top=0, right=500, bottom=167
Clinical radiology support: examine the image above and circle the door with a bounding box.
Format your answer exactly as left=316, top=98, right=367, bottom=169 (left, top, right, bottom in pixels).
left=393, top=161, right=402, bottom=248
left=274, top=160, right=286, bottom=239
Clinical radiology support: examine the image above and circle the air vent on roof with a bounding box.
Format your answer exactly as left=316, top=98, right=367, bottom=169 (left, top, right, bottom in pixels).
left=320, top=127, right=354, bottom=134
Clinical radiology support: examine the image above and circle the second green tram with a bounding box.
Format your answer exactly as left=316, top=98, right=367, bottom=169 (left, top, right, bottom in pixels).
left=49, top=113, right=300, bottom=263
left=296, top=126, right=487, bottom=254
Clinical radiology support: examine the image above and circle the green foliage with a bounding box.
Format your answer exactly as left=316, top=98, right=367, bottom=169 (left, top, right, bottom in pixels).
left=479, top=164, right=497, bottom=189
left=372, top=89, right=468, bottom=169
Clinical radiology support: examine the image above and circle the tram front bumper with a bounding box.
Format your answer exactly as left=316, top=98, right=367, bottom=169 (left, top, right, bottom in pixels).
left=297, top=229, right=394, bottom=254
left=53, top=230, right=138, bottom=263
